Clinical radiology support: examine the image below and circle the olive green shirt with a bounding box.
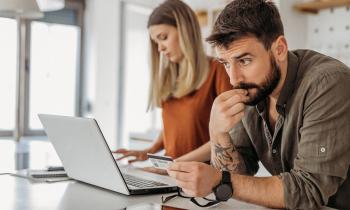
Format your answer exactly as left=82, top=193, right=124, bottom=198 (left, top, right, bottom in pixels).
left=230, top=50, right=350, bottom=209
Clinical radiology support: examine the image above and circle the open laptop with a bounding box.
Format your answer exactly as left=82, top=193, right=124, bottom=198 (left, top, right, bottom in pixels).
left=38, top=114, right=177, bottom=195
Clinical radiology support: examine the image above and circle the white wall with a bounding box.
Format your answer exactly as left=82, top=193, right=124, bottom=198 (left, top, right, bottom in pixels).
left=306, top=7, right=350, bottom=66
left=279, top=1, right=350, bottom=65
left=278, top=0, right=308, bottom=50
left=84, top=0, right=121, bottom=149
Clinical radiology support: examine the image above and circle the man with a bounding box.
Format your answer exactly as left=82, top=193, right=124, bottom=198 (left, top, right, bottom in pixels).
left=167, top=0, right=350, bottom=209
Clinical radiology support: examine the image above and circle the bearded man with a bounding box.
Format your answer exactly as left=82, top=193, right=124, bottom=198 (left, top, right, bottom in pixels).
left=167, top=0, right=350, bottom=209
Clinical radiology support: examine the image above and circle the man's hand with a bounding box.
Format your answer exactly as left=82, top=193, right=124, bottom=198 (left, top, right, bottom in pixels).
left=167, top=162, right=221, bottom=197
left=168, top=162, right=285, bottom=209
left=209, top=89, right=248, bottom=145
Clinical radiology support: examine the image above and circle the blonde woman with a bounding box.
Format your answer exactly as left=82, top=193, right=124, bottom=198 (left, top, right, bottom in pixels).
left=115, top=0, right=231, bottom=166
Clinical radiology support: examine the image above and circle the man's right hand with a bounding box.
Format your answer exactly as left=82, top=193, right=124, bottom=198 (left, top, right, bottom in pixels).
left=113, top=148, right=149, bottom=163
left=209, top=89, right=248, bottom=144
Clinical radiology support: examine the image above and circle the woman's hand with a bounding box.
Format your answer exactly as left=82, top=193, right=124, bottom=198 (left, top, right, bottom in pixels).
left=113, top=148, right=149, bottom=163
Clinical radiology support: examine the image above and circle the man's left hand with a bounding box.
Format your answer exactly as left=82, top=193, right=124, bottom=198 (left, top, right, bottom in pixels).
left=167, top=162, right=222, bottom=197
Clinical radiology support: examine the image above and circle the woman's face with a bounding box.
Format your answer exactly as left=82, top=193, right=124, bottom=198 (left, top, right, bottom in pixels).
left=149, top=24, right=184, bottom=63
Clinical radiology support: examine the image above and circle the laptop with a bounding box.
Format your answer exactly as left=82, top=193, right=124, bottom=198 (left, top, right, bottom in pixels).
left=38, top=114, right=177, bottom=195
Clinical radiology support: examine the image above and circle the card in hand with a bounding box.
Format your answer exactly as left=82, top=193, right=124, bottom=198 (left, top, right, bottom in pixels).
left=147, top=153, right=173, bottom=170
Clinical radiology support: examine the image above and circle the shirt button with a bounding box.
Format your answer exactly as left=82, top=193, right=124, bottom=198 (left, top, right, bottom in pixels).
left=320, top=147, right=326, bottom=153
left=272, top=149, right=277, bottom=154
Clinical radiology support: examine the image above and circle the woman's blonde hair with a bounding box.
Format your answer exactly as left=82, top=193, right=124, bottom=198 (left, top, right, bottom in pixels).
left=147, top=0, right=209, bottom=109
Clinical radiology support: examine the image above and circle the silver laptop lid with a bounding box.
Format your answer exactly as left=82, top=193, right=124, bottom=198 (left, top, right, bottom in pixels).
left=38, top=114, right=130, bottom=195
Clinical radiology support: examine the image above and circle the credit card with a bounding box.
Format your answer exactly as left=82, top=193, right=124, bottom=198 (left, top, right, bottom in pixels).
left=147, top=153, right=173, bottom=170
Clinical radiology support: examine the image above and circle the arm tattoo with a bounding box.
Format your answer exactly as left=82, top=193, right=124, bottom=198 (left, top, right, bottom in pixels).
left=211, top=142, right=247, bottom=174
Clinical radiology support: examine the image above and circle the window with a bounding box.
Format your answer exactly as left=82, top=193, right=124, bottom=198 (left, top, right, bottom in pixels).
left=26, top=8, right=83, bottom=135
left=28, top=21, right=80, bottom=130
left=0, top=17, right=17, bottom=136
left=0, top=5, right=84, bottom=139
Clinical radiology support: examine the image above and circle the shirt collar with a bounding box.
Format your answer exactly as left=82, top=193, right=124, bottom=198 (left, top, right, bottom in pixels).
left=276, top=51, right=299, bottom=115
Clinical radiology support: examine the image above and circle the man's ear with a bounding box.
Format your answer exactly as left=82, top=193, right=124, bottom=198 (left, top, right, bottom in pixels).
left=272, top=36, right=288, bottom=62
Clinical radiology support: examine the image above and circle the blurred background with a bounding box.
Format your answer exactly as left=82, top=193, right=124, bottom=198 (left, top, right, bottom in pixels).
left=0, top=0, right=349, bottom=174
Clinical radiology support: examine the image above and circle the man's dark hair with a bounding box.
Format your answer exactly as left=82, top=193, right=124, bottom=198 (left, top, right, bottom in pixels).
left=206, top=0, right=284, bottom=50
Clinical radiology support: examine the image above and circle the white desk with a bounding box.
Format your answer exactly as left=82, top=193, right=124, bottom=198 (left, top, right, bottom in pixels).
left=0, top=175, right=335, bottom=210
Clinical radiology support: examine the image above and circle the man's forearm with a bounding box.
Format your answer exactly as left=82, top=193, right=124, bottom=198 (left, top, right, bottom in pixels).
left=210, top=134, right=246, bottom=173
left=231, top=174, right=285, bottom=209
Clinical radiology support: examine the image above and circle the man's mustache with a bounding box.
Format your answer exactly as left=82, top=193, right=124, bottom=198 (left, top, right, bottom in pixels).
left=233, top=83, right=260, bottom=90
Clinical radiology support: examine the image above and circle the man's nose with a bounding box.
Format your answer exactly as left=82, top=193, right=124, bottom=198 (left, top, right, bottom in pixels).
left=228, top=66, right=244, bottom=86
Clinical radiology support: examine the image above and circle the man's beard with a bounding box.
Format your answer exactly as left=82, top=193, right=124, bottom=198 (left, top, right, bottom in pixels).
left=233, top=55, right=281, bottom=106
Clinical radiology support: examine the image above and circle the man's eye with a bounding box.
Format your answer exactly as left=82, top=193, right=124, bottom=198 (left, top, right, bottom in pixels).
left=239, top=58, right=251, bottom=66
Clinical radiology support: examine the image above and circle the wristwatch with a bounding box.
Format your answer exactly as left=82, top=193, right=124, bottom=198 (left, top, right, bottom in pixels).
left=213, top=170, right=233, bottom=201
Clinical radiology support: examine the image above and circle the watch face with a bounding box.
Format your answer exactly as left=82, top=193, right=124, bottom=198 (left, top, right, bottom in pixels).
left=216, top=184, right=233, bottom=201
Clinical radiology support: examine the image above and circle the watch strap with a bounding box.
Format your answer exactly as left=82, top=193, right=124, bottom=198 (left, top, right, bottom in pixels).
left=221, top=170, right=231, bottom=184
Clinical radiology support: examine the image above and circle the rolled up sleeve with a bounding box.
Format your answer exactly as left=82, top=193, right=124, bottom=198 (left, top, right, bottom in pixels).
left=281, top=70, right=350, bottom=209
left=281, top=170, right=345, bottom=209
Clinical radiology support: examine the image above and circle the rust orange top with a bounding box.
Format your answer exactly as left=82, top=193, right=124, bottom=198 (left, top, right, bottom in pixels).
left=162, top=59, right=232, bottom=158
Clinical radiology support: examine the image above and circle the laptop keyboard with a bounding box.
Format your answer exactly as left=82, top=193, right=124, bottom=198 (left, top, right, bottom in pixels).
left=123, top=174, right=168, bottom=188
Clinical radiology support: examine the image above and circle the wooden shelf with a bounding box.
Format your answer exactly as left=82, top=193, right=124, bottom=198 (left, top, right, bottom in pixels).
left=294, top=0, right=350, bottom=14
left=196, top=10, right=208, bottom=27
